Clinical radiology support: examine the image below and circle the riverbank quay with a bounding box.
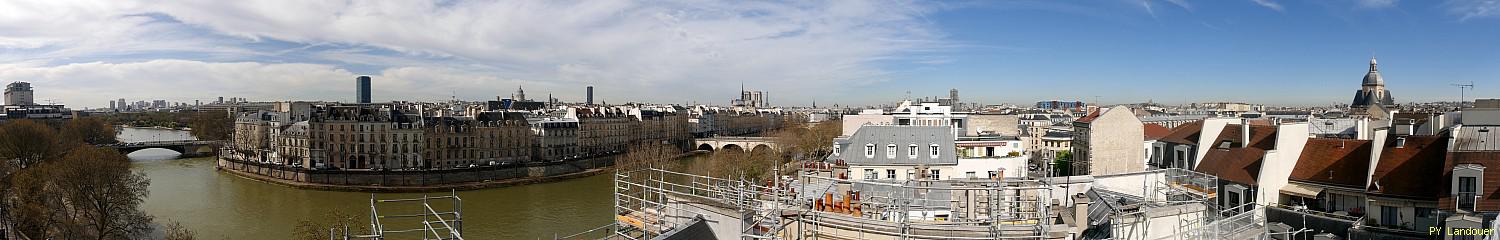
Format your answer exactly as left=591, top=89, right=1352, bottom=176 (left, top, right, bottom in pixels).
left=217, top=151, right=708, bottom=192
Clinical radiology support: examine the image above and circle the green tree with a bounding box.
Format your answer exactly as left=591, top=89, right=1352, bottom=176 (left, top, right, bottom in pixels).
left=189, top=111, right=233, bottom=141
left=1053, top=151, right=1073, bottom=176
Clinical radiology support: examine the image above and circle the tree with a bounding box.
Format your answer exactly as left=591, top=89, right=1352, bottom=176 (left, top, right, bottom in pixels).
left=164, top=220, right=197, bottom=240
left=291, top=210, right=366, bottom=240
left=51, top=147, right=153, bottom=240
left=617, top=143, right=680, bottom=171
left=709, top=149, right=779, bottom=183
left=1053, top=151, right=1073, bottom=176
left=189, top=111, right=233, bottom=141
left=0, top=119, right=64, bottom=169
left=62, top=117, right=119, bottom=145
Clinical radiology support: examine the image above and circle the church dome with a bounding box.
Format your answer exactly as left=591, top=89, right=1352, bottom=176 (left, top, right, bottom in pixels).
left=1362, top=58, right=1382, bottom=86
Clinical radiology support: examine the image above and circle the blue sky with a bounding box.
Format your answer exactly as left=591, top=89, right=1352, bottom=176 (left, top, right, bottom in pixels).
left=0, top=0, right=1496, bottom=109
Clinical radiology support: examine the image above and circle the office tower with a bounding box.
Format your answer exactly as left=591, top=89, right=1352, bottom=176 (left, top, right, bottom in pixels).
left=356, top=76, right=372, bottom=103
left=5, top=82, right=34, bottom=106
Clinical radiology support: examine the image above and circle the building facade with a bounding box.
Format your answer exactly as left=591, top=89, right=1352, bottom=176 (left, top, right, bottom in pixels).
left=1070, top=106, right=1145, bottom=175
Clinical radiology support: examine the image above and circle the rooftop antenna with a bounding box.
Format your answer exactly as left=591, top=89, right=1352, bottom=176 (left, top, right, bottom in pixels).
left=1452, top=82, right=1475, bottom=108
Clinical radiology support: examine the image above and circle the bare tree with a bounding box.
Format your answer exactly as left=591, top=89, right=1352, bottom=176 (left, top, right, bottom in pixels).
left=61, top=117, right=119, bottom=145
left=189, top=111, right=233, bottom=141
left=0, top=119, right=64, bottom=169
left=290, top=210, right=366, bottom=240
left=51, top=147, right=153, bottom=240
left=617, top=143, right=680, bottom=171
left=164, top=220, right=197, bottom=240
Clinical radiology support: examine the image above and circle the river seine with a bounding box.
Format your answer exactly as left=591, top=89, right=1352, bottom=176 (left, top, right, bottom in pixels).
left=122, top=127, right=702, bottom=239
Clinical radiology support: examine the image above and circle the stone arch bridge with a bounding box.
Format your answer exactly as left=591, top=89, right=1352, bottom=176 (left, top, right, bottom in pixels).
left=694, top=137, right=780, bottom=153
left=98, top=140, right=223, bottom=158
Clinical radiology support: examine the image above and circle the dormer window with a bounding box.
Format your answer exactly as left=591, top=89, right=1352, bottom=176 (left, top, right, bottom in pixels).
left=1395, top=137, right=1406, bottom=148
left=864, top=144, right=875, bottom=158
left=908, top=144, right=918, bottom=159
left=886, top=144, right=897, bottom=158
left=929, top=144, right=941, bottom=158
left=1453, top=164, right=1485, bottom=212
left=833, top=145, right=841, bottom=156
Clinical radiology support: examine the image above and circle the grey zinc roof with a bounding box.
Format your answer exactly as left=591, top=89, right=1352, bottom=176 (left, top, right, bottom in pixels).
left=1453, top=126, right=1500, bottom=151
left=1463, top=109, right=1500, bottom=126
left=832, top=126, right=957, bottom=166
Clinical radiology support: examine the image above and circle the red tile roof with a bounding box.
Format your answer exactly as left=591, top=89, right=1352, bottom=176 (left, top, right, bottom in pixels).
left=1144, top=124, right=1171, bottom=141
left=1074, top=109, right=1102, bottom=123
left=1211, top=124, right=1278, bottom=150
left=1367, top=135, right=1448, bottom=199
left=1158, top=120, right=1205, bottom=145
left=1195, top=148, right=1265, bottom=185
left=1291, top=138, right=1373, bottom=189
left=1439, top=152, right=1500, bottom=211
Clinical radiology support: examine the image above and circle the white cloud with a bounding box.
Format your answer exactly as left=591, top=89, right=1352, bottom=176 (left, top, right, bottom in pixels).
left=0, top=60, right=582, bottom=108
left=0, top=0, right=952, bottom=107
left=1250, top=0, right=1286, bottom=12
left=1356, top=0, right=1399, bottom=8
left=1445, top=0, right=1500, bottom=21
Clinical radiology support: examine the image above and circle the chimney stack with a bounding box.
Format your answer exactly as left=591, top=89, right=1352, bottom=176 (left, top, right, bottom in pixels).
left=1240, top=118, right=1251, bottom=148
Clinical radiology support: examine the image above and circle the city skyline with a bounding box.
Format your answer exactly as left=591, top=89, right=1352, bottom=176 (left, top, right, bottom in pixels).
left=1, top=0, right=1497, bottom=109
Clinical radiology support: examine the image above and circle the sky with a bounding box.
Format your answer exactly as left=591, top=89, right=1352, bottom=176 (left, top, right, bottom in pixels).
left=0, top=0, right=1496, bottom=109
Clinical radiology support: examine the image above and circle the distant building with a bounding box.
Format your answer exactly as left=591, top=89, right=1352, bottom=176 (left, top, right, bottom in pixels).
left=1070, top=106, right=1144, bottom=175
left=5, top=82, right=34, bottom=106
left=1351, top=58, right=1394, bottom=109
left=830, top=125, right=958, bottom=181
left=1035, top=100, right=1085, bottom=110
left=356, top=76, right=372, bottom=103
left=586, top=85, right=594, bottom=105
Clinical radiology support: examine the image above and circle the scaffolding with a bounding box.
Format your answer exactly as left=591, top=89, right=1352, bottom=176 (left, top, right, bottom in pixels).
left=354, top=191, right=465, bottom=240
left=1093, top=168, right=1229, bottom=240
left=559, top=167, right=1063, bottom=240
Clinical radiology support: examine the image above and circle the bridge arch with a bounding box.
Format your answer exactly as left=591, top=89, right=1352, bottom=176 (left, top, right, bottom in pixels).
left=722, top=144, right=744, bottom=152
left=749, top=144, right=773, bottom=155
left=697, top=143, right=715, bottom=151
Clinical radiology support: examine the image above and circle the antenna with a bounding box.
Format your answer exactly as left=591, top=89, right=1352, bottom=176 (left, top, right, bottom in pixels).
left=1452, top=82, right=1475, bottom=108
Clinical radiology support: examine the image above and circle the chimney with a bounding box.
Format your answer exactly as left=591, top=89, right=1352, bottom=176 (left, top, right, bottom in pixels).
left=1240, top=118, right=1251, bottom=148
left=1430, top=114, right=1446, bottom=135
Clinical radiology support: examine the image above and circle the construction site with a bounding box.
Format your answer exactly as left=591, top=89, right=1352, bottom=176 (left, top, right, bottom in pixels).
left=543, top=167, right=1270, bottom=240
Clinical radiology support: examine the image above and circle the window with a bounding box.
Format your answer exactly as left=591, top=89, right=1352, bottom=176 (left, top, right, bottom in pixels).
left=1459, top=176, right=1478, bottom=211
left=929, top=144, right=940, bottom=158
left=864, top=169, right=876, bottom=180
left=908, top=145, right=918, bottom=158
left=1415, top=207, right=1433, bottom=218
left=1380, top=206, right=1399, bottom=226
left=886, top=144, right=896, bottom=158
left=833, top=145, right=841, bottom=156
left=887, top=169, right=896, bottom=179
left=864, top=144, right=875, bottom=157
left=988, top=171, right=997, bottom=179
left=965, top=171, right=976, bottom=179
left=929, top=169, right=941, bottom=180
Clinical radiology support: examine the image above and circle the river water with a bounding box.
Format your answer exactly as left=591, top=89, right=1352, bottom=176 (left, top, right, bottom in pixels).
left=123, top=127, right=701, bottom=239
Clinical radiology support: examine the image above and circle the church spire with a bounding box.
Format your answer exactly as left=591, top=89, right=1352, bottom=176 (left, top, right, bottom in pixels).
left=1369, top=57, right=1378, bottom=72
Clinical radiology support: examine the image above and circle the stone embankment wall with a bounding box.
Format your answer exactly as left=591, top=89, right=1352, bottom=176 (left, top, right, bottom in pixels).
left=217, top=156, right=616, bottom=192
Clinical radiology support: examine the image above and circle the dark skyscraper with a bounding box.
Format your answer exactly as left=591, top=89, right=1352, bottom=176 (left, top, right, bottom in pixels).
left=356, top=76, right=372, bottom=104
left=586, top=85, right=594, bottom=105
